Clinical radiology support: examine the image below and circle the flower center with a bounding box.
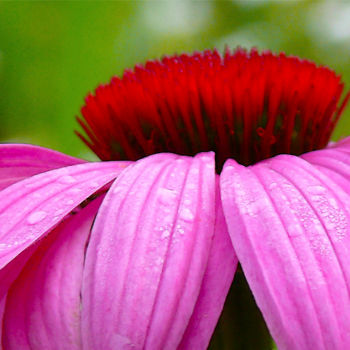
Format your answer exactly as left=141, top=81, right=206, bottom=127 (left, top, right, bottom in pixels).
left=77, top=48, right=349, bottom=169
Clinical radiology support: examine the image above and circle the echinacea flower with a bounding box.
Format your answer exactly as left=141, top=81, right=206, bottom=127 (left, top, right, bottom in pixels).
left=1, top=48, right=350, bottom=350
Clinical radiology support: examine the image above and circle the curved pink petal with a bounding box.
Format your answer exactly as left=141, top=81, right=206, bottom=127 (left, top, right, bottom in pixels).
left=221, top=154, right=350, bottom=350
left=0, top=144, right=85, bottom=190
left=0, top=161, right=129, bottom=302
left=302, top=138, right=350, bottom=189
left=327, top=136, right=350, bottom=150
left=2, top=197, right=102, bottom=350
left=0, top=245, right=37, bottom=346
left=82, top=152, right=228, bottom=350
left=178, top=177, right=237, bottom=349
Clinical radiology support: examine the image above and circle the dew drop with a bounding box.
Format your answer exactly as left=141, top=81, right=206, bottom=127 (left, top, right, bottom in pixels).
left=268, top=182, right=277, bottom=190
left=113, top=186, right=123, bottom=194
left=311, top=195, right=324, bottom=202
left=184, top=199, right=191, bottom=205
left=190, top=167, right=199, bottom=175
left=308, top=185, right=326, bottom=194
left=161, top=229, right=171, bottom=239
left=158, top=188, right=177, bottom=204
left=176, top=224, right=185, bottom=235
left=59, top=175, right=77, bottom=184
left=155, top=256, right=164, bottom=265
left=329, top=198, right=338, bottom=208
left=27, top=211, right=47, bottom=224
left=54, top=209, right=65, bottom=216
left=181, top=208, right=194, bottom=221
left=25, top=182, right=38, bottom=189
left=287, top=223, right=303, bottom=237
left=187, top=183, right=196, bottom=190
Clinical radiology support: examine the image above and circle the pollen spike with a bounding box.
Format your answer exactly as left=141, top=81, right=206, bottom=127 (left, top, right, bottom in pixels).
left=78, top=48, right=349, bottom=170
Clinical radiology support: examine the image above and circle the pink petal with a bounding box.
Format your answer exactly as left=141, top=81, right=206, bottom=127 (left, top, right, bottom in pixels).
left=221, top=154, right=350, bottom=350
left=82, top=152, right=226, bottom=350
left=0, top=144, right=85, bottom=190
left=327, top=136, right=350, bottom=150
left=302, top=138, right=350, bottom=189
left=2, top=197, right=102, bottom=350
left=178, top=177, right=237, bottom=349
left=0, top=161, right=129, bottom=301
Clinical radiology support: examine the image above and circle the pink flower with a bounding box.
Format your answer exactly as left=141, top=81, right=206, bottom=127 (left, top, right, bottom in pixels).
left=1, top=48, right=350, bottom=349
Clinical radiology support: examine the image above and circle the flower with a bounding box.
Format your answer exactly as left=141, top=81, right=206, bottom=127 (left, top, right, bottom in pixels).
left=1, top=48, right=350, bottom=350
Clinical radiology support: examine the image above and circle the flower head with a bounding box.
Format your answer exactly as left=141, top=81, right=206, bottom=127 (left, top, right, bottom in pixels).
left=1, top=48, right=350, bottom=350
left=78, top=48, right=349, bottom=167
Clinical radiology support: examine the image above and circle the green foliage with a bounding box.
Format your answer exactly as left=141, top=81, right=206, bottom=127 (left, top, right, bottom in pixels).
left=1, top=1, right=349, bottom=160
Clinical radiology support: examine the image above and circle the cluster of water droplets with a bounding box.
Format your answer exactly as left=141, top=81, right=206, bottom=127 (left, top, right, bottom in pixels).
left=307, top=185, right=347, bottom=243
left=27, top=210, right=47, bottom=225
left=15, top=172, right=108, bottom=252
left=155, top=185, right=182, bottom=243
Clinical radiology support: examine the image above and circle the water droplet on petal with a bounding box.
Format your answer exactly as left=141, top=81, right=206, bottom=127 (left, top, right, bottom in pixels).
left=268, top=182, right=277, bottom=190
left=59, top=175, right=77, bottom=184
left=187, top=183, right=196, bottom=190
left=25, top=182, right=38, bottom=188
left=287, top=223, right=303, bottom=237
left=176, top=224, right=185, bottom=235
left=308, top=185, right=326, bottom=194
left=158, top=187, right=177, bottom=204
left=155, top=256, right=164, bottom=265
left=180, top=208, right=194, bottom=221
left=311, top=195, right=324, bottom=202
left=113, top=186, right=123, bottom=194
left=54, top=209, right=65, bottom=216
left=161, top=229, right=171, bottom=239
left=329, top=198, right=338, bottom=208
left=27, top=211, right=47, bottom=224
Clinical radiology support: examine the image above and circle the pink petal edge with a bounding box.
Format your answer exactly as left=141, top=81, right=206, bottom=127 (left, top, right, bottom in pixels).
left=2, top=197, right=103, bottom=350
left=0, top=161, right=130, bottom=302
left=0, top=144, right=85, bottom=190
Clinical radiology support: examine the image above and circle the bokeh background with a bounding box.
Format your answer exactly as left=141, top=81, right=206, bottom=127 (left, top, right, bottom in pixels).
left=1, top=0, right=350, bottom=160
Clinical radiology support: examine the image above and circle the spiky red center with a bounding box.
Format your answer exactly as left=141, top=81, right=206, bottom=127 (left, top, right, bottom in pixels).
left=77, top=48, right=349, bottom=169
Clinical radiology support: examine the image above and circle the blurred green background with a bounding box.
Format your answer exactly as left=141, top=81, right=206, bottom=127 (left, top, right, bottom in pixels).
left=1, top=0, right=350, bottom=160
